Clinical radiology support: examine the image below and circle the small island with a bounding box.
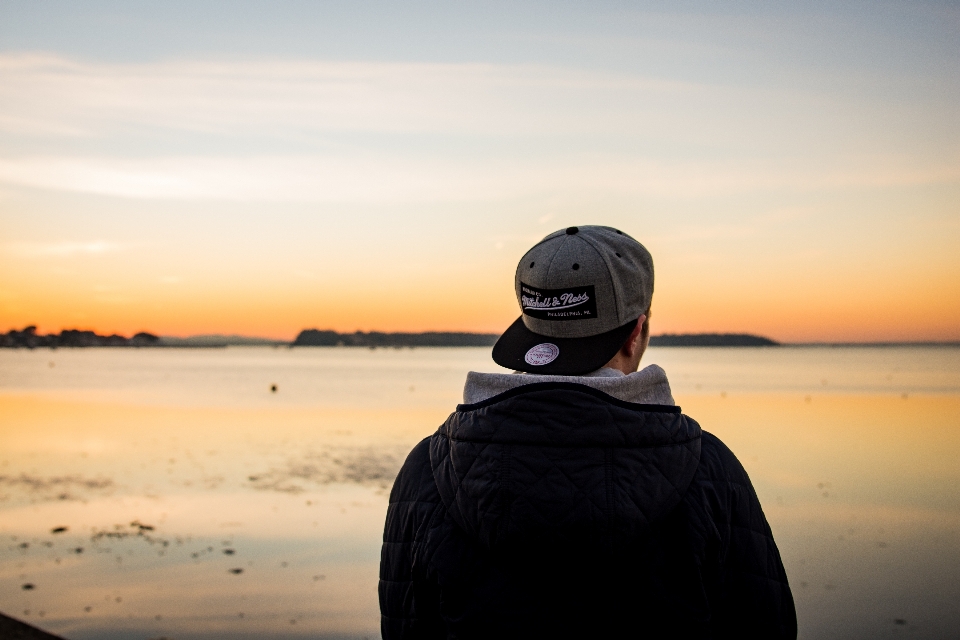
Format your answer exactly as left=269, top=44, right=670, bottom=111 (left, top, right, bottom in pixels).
left=649, top=333, right=779, bottom=347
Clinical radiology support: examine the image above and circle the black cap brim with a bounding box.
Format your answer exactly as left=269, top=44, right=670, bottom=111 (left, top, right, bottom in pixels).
left=492, top=316, right=639, bottom=375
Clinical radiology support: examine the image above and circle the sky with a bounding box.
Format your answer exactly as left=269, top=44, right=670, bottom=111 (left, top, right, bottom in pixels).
left=0, top=0, right=958, bottom=342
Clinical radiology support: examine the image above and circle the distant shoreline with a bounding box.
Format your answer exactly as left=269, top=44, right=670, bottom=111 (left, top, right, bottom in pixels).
left=3, top=326, right=958, bottom=349
left=780, top=341, right=960, bottom=348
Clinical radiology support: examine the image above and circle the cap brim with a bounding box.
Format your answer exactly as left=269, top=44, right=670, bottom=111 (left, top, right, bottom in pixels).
left=492, top=316, right=639, bottom=375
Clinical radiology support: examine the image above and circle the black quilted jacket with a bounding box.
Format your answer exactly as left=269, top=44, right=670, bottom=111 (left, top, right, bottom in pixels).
left=380, top=382, right=796, bottom=639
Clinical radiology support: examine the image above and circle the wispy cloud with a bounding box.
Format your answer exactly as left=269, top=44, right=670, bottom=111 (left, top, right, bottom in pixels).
left=7, top=240, right=122, bottom=257
left=0, top=153, right=956, bottom=203
left=0, top=53, right=694, bottom=138
left=0, top=54, right=956, bottom=203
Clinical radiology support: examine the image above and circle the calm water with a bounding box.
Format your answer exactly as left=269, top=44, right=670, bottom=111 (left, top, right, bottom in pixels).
left=1, top=346, right=959, bottom=639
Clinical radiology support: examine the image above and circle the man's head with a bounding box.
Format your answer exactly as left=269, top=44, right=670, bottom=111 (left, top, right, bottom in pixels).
left=492, top=225, right=654, bottom=375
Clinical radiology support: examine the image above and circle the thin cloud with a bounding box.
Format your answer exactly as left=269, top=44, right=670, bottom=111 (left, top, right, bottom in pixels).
left=0, top=54, right=955, bottom=203
left=0, top=53, right=698, bottom=138
left=7, top=240, right=123, bottom=257
left=0, top=153, right=956, bottom=203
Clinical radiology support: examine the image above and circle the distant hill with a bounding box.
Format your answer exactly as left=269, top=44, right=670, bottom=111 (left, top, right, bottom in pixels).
left=1, top=326, right=160, bottom=348
left=158, top=334, right=285, bottom=347
left=0, top=326, right=282, bottom=349
left=293, top=329, right=498, bottom=347
left=649, top=333, right=779, bottom=347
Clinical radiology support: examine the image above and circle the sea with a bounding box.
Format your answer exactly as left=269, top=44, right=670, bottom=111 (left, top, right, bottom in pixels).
left=1, top=345, right=959, bottom=640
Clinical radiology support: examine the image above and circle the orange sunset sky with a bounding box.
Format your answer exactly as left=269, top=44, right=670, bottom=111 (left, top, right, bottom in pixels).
left=1, top=2, right=958, bottom=343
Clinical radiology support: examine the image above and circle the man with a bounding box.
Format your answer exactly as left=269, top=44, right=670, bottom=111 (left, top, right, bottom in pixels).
left=380, top=226, right=796, bottom=639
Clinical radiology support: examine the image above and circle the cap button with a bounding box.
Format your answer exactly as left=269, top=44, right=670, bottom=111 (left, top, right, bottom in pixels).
left=566, top=226, right=579, bottom=235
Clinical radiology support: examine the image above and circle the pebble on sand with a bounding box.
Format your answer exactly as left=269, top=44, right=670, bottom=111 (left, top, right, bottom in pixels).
left=228, top=568, right=244, bottom=574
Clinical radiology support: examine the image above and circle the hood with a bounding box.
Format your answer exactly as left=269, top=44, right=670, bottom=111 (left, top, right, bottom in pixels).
left=430, top=382, right=701, bottom=551
left=462, top=364, right=675, bottom=406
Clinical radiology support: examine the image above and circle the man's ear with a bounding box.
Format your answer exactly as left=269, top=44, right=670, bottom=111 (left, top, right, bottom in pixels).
left=623, top=315, right=646, bottom=357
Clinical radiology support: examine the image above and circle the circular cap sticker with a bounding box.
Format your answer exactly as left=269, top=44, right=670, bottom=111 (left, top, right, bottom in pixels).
left=524, top=343, right=559, bottom=366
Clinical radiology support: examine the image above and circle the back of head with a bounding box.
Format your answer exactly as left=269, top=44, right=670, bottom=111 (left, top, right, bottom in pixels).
left=493, top=225, right=654, bottom=375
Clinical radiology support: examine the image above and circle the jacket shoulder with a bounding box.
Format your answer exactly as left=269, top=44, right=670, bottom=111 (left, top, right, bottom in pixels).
left=696, top=430, right=753, bottom=487
left=685, top=429, right=771, bottom=537
left=383, top=437, right=442, bottom=552
left=389, top=436, right=439, bottom=505
left=684, top=430, right=797, bottom=638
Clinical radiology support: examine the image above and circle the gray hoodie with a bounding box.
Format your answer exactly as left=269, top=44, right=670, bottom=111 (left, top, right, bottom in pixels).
left=462, top=364, right=675, bottom=406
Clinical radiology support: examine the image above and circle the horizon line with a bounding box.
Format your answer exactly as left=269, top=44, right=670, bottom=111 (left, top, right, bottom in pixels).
left=3, top=326, right=959, bottom=348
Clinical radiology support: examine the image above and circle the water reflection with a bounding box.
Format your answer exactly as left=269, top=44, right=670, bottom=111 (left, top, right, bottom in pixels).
left=1, top=346, right=958, bottom=639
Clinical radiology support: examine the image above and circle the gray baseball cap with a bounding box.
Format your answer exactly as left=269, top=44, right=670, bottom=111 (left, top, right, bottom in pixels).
left=492, top=225, right=654, bottom=375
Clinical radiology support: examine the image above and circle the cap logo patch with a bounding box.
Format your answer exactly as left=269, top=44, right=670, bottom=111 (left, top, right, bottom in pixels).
left=520, top=282, right=598, bottom=321
left=524, top=343, right=559, bottom=366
